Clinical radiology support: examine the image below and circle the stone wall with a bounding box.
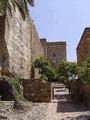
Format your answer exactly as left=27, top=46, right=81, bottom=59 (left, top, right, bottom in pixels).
left=47, top=42, right=66, bottom=68
left=30, top=23, right=44, bottom=79
left=4, top=0, right=32, bottom=78
left=31, top=24, right=44, bottom=63
left=40, top=39, right=67, bottom=68
left=77, top=28, right=90, bottom=66
left=83, top=84, right=90, bottom=107
left=0, top=0, right=67, bottom=78
left=0, top=16, right=5, bottom=75
left=22, top=79, right=51, bottom=102
left=0, top=0, right=44, bottom=79
left=40, top=38, right=47, bottom=57
left=0, top=16, right=9, bottom=76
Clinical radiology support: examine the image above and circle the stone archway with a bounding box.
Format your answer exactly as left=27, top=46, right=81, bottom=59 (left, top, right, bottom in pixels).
left=0, top=80, right=15, bottom=101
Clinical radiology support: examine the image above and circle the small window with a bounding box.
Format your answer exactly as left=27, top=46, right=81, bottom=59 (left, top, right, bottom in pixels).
left=53, top=53, right=56, bottom=57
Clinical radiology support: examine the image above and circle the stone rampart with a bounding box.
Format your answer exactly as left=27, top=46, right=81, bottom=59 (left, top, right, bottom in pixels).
left=22, top=79, right=51, bottom=102
left=0, top=0, right=44, bottom=79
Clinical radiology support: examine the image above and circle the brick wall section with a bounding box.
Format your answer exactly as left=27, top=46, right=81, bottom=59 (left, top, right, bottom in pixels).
left=77, top=28, right=90, bottom=66
left=22, top=79, right=51, bottom=102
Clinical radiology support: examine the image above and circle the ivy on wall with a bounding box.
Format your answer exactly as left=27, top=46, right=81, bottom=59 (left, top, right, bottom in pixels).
left=0, top=0, right=29, bottom=20
left=15, top=0, right=29, bottom=20
left=0, top=0, right=7, bottom=15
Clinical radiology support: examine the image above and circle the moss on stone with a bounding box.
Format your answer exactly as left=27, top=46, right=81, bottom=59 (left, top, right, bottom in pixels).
left=0, top=75, right=24, bottom=102
left=0, top=0, right=29, bottom=19
left=0, top=0, right=7, bottom=15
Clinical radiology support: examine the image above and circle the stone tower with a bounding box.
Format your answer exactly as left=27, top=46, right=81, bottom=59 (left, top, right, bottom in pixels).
left=40, top=39, right=67, bottom=68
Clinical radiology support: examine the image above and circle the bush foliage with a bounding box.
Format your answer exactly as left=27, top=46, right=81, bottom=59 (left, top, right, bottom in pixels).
left=78, top=57, right=90, bottom=84
left=0, top=0, right=29, bottom=17
left=34, top=57, right=56, bottom=81
left=2, top=75, right=24, bottom=102
left=58, top=58, right=90, bottom=84
left=58, top=61, right=78, bottom=82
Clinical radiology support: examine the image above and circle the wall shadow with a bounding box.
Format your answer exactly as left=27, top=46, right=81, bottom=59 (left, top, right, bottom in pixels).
left=61, top=115, right=90, bottom=120
left=54, top=94, right=70, bottom=100
left=56, top=93, right=89, bottom=113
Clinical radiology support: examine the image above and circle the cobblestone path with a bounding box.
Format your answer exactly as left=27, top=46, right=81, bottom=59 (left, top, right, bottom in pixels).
left=46, top=83, right=90, bottom=120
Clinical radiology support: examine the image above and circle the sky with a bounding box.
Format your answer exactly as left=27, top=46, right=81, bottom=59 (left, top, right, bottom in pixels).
left=29, top=0, right=90, bottom=62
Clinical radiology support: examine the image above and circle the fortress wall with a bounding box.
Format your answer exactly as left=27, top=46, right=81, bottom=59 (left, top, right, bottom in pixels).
left=3, top=0, right=44, bottom=79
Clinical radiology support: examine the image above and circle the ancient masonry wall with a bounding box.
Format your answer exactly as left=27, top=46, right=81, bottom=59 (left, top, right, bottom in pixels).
left=47, top=42, right=66, bottom=68
left=40, top=38, right=47, bottom=57
left=40, top=39, right=67, bottom=68
left=0, top=0, right=44, bottom=79
left=0, top=16, right=9, bottom=76
left=30, top=23, right=44, bottom=79
left=0, top=0, right=67, bottom=78
left=77, top=28, right=90, bottom=66
left=4, top=0, right=32, bottom=79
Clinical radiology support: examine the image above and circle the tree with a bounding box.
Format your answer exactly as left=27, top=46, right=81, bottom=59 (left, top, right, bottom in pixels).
left=78, top=57, right=90, bottom=84
left=43, top=65, right=56, bottom=82
left=58, top=61, right=69, bottom=81
left=67, top=62, right=78, bottom=80
left=34, top=57, right=56, bottom=81
left=34, top=57, right=49, bottom=75
left=58, top=61, right=78, bottom=82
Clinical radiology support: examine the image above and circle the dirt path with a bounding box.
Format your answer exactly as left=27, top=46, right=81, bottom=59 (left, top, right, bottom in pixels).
left=47, top=83, right=90, bottom=120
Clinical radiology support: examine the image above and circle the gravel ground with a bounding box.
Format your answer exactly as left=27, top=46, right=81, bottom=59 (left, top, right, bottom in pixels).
left=29, top=103, right=48, bottom=120
left=0, top=103, right=48, bottom=120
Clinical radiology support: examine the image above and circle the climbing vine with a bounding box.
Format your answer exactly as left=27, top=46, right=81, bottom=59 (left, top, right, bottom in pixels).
left=0, top=0, right=29, bottom=19
left=1, top=75, right=24, bottom=102
left=0, top=0, right=7, bottom=15
left=14, top=0, right=29, bottom=19
left=18, top=0, right=29, bottom=16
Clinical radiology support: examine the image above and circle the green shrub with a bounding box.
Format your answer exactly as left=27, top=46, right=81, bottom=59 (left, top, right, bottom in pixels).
left=43, top=65, right=56, bottom=81
left=57, top=60, right=78, bottom=83
left=0, top=0, right=7, bottom=15
left=78, top=59, right=90, bottom=84
left=0, top=0, right=29, bottom=18
left=9, top=77, right=24, bottom=102
left=1, top=75, right=24, bottom=102
left=34, top=57, right=56, bottom=81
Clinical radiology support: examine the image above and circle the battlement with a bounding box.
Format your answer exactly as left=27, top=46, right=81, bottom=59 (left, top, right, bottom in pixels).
left=47, top=41, right=66, bottom=45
